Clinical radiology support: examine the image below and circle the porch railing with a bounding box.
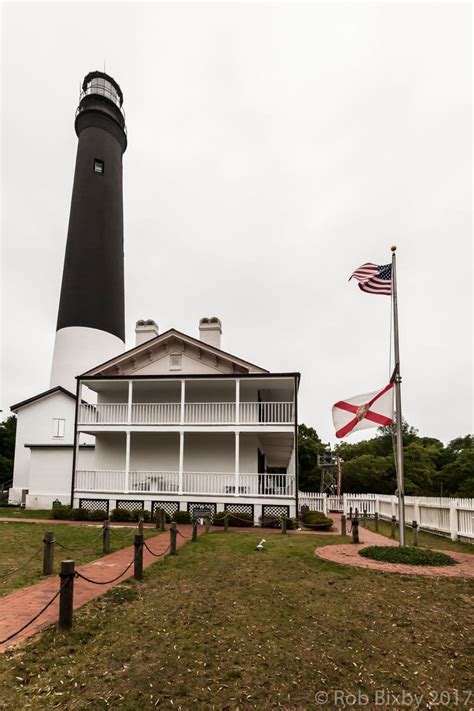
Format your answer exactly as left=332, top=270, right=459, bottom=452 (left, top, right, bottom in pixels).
left=75, top=470, right=295, bottom=497
left=78, top=401, right=295, bottom=426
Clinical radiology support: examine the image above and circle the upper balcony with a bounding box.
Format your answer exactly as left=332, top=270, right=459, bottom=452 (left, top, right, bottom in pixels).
left=78, top=401, right=294, bottom=426
left=78, top=376, right=297, bottom=429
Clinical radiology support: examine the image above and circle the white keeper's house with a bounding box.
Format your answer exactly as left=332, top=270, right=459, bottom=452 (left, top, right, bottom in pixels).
left=11, top=318, right=299, bottom=522
left=74, top=318, right=299, bottom=521
left=8, top=71, right=300, bottom=523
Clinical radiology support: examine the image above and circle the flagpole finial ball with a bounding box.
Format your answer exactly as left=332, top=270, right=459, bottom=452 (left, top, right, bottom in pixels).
left=391, top=245, right=397, bottom=252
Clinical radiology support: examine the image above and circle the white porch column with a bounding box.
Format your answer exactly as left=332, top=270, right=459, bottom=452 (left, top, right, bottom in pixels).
left=125, top=431, right=131, bottom=493
left=180, top=380, right=186, bottom=425
left=235, top=379, right=240, bottom=424
left=234, top=432, right=240, bottom=496
left=127, top=380, right=133, bottom=424
left=178, top=431, right=184, bottom=494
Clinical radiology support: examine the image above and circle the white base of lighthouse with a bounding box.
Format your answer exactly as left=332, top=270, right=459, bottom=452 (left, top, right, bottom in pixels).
left=50, top=326, right=124, bottom=392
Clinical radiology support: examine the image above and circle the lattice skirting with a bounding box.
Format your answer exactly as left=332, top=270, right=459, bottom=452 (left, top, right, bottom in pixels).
left=116, top=500, right=145, bottom=512
left=187, top=502, right=217, bottom=519
left=151, top=501, right=180, bottom=517
left=262, top=504, right=290, bottom=518
left=224, top=503, right=254, bottom=517
left=79, top=499, right=110, bottom=513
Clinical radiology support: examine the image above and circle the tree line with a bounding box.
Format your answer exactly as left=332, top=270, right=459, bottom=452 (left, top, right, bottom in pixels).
left=298, top=422, right=473, bottom=498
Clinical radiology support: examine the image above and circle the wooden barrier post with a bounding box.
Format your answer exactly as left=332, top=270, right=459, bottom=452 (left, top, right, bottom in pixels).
left=374, top=512, right=379, bottom=533
left=281, top=516, right=287, bottom=535
left=390, top=515, right=396, bottom=539
left=340, top=514, right=346, bottom=536
left=351, top=518, right=359, bottom=544
left=59, top=560, right=75, bottom=629
left=154, top=508, right=160, bottom=529
left=42, top=531, right=55, bottom=576
left=192, top=520, right=198, bottom=542
left=224, top=514, right=229, bottom=532
left=205, top=517, right=211, bottom=534
left=160, top=509, right=166, bottom=533
left=412, top=521, right=419, bottom=546
left=103, top=520, right=110, bottom=555
left=134, top=534, right=144, bottom=580
left=170, top=522, right=177, bottom=555
left=138, top=518, right=144, bottom=536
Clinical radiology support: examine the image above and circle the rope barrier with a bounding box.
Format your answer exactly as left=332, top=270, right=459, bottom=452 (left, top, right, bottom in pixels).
left=0, top=545, right=43, bottom=581
left=0, top=583, right=64, bottom=645
left=108, top=525, right=139, bottom=540
left=176, top=529, right=192, bottom=539
left=143, top=541, right=172, bottom=558
left=75, top=553, right=137, bottom=586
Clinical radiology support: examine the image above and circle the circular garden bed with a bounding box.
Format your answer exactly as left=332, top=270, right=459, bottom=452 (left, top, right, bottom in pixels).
left=359, top=546, right=456, bottom=567
left=300, top=511, right=334, bottom=531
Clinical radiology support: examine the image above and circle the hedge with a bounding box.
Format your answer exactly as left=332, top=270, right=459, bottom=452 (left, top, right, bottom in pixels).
left=359, top=546, right=456, bottom=566
left=300, top=511, right=333, bottom=530
left=213, top=511, right=254, bottom=527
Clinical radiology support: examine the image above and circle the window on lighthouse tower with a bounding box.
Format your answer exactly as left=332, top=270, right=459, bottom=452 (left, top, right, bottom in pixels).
left=94, top=159, right=104, bottom=174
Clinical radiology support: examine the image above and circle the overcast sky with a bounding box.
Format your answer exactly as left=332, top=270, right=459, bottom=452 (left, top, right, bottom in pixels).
left=1, top=2, right=472, bottom=446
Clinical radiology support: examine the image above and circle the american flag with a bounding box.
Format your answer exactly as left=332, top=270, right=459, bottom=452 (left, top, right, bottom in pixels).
left=349, top=262, right=392, bottom=295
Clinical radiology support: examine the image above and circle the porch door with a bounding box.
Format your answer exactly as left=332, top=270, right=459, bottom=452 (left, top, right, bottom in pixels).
left=258, top=448, right=266, bottom=495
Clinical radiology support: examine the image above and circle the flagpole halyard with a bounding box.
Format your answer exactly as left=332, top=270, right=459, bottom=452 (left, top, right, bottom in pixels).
left=391, top=245, right=406, bottom=547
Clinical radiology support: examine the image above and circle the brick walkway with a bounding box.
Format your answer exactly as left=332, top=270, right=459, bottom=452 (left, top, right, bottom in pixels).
left=316, top=516, right=474, bottom=578
left=0, top=524, right=198, bottom=653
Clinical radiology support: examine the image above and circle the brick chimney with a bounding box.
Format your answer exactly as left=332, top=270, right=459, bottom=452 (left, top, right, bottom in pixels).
left=199, top=317, right=222, bottom=349
left=135, top=319, right=159, bottom=346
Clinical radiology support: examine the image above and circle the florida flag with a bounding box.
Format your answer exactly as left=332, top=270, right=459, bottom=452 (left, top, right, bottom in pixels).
left=332, top=383, right=394, bottom=439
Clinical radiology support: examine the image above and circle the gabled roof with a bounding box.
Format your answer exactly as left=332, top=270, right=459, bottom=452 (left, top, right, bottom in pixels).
left=80, top=328, right=269, bottom=377
left=11, top=386, right=76, bottom=413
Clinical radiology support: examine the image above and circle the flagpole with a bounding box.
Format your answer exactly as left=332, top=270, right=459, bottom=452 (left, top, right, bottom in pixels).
left=391, top=245, right=406, bottom=547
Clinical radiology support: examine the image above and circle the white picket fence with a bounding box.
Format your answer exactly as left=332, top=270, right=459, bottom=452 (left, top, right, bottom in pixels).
left=298, top=492, right=474, bottom=543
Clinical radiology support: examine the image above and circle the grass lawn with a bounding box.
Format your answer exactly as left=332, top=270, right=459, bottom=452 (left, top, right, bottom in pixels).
left=0, top=507, right=54, bottom=519
left=0, top=522, right=159, bottom=597
left=0, top=532, right=472, bottom=710
left=361, top=518, right=474, bottom=554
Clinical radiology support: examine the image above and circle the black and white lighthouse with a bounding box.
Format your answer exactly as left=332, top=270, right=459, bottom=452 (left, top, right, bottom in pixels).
left=50, top=71, right=127, bottom=391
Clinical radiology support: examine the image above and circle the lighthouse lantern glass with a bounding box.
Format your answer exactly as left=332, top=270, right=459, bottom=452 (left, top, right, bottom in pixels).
left=85, top=76, right=121, bottom=108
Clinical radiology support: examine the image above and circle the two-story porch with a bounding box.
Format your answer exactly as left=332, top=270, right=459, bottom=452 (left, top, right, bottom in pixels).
left=73, top=375, right=299, bottom=521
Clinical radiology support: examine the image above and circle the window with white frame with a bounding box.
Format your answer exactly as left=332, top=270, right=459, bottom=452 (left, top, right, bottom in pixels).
left=170, top=353, right=182, bottom=370
left=52, top=418, right=66, bottom=438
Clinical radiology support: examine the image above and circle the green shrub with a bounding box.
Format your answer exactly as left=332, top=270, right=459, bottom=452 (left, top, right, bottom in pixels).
left=359, top=546, right=456, bottom=566
left=52, top=504, right=72, bottom=520
left=259, top=514, right=297, bottom=529
left=300, top=510, right=333, bottom=530
left=173, top=510, right=192, bottom=524
left=110, top=508, right=131, bottom=522
left=71, top=508, right=90, bottom=521
left=213, top=511, right=254, bottom=527
left=89, top=509, right=108, bottom=522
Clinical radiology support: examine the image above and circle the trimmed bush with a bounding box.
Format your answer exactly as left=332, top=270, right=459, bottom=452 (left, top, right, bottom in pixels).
left=213, top=511, right=254, bottom=527
left=259, top=515, right=297, bottom=530
left=52, top=505, right=72, bottom=520
left=359, top=546, right=456, bottom=567
left=71, top=508, right=90, bottom=521
left=300, top=511, right=333, bottom=530
left=173, top=511, right=192, bottom=524
left=110, top=508, right=131, bottom=522
left=89, top=509, right=108, bottom=522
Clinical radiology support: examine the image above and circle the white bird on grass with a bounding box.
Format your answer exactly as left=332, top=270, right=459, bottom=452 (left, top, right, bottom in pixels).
left=256, top=539, right=266, bottom=551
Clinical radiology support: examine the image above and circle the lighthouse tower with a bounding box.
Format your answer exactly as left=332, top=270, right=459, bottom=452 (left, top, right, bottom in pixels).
left=50, top=71, right=127, bottom=392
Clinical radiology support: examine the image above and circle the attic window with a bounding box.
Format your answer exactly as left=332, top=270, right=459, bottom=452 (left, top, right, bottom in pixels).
left=170, top=354, right=182, bottom=370
left=52, top=418, right=65, bottom=438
